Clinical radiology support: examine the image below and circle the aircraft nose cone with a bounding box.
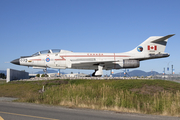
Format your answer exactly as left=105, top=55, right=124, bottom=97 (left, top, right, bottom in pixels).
left=11, top=58, right=20, bottom=65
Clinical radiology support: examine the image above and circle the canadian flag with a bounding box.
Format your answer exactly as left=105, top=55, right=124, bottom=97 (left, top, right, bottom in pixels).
left=147, top=45, right=157, bottom=51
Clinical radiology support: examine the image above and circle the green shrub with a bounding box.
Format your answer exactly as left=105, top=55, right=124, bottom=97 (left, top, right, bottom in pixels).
left=41, top=74, right=45, bottom=77
left=36, top=74, right=40, bottom=77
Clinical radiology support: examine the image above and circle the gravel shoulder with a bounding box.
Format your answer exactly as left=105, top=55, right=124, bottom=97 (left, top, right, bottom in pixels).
left=0, top=97, right=18, bottom=102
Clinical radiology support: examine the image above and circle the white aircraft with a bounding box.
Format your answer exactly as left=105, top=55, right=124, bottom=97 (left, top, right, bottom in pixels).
left=11, top=34, right=174, bottom=77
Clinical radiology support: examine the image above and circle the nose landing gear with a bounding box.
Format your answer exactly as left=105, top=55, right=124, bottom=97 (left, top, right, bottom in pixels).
left=43, top=68, right=48, bottom=77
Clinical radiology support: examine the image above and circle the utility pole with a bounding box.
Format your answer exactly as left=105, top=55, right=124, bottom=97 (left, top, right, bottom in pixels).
left=164, top=67, right=165, bottom=75
left=110, top=70, right=113, bottom=77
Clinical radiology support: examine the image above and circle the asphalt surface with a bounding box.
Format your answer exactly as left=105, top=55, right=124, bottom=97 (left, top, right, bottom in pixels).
left=0, top=99, right=179, bottom=120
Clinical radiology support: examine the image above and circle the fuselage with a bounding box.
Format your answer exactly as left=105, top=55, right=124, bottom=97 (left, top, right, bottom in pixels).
left=11, top=34, right=174, bottom=77
left=12, top=49, right=169, bottom=70
left=16, top=50, right=137, bottom=70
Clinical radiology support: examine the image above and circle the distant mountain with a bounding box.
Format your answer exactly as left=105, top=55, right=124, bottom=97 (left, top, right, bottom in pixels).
left=35, top=70, right=66, bottom=74
left=0, top=69, right=160, bottom=77
left=0, top=70, right=6, bottom=75
left=113, top=70, right=160, bottom=77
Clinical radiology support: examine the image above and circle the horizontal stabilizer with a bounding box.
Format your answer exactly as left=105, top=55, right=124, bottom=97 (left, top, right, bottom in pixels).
left=151, top=34, right=175, bottom=43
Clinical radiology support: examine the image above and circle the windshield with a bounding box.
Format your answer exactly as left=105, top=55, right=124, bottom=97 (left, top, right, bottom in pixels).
left=32, top=52, right=40, bottom=56
left=32, top=49, right=61, bottom=56
left=51, top=49, right=61, bottom=53
left=40, top=50, right=51, bottom=54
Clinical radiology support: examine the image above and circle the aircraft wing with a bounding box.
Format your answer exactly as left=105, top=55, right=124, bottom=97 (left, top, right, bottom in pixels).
left=70, top=59, right=117, bottom=69
left=71, top=60, right=116, bottom=65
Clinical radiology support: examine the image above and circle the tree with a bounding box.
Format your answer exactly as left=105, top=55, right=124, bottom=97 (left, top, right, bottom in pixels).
left=0, top=73, right=6, bottom=79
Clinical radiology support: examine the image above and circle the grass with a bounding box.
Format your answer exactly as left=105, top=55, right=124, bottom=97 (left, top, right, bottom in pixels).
left=0, top=79, right=180, bottom=117
left=0, top=80, right=6, bottom=84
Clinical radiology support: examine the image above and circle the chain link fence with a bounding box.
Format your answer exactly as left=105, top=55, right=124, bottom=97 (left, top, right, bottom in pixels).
left=153, top=74, right=180, bottom=83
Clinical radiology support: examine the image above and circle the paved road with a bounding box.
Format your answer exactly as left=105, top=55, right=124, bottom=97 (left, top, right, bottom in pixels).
left=0, top=101, right=179, bottom=120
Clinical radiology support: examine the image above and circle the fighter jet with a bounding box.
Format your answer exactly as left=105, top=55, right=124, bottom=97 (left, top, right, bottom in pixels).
left=11, top=34, right=175, bottom=77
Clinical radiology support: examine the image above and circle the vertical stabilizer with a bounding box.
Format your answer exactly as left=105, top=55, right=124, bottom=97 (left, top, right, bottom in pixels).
left=128, top=34, right=175, bottom=55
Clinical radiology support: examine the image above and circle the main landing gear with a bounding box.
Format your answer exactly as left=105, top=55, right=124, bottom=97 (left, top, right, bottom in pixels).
left=92, top=64, right=103, bottom=77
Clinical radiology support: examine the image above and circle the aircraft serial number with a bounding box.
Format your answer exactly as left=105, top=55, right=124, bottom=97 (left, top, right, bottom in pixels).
left=20, top=59, right=27, bottom=62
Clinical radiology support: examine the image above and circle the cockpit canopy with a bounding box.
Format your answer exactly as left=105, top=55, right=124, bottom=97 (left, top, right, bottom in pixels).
left=32, top=49, right=72, bottom=56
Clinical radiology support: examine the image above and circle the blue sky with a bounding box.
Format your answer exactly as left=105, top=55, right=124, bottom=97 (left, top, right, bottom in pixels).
left=0, top=0, right=180, bottom=75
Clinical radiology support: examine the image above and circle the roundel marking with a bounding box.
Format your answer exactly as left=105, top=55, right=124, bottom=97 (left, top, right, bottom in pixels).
left=46, top=58, right=50, bottom=62
left=137, top=46, right=143, bottom=52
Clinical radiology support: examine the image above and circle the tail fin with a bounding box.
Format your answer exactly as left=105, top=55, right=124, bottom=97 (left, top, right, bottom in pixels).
left=129, top=34, right=175, bottom=55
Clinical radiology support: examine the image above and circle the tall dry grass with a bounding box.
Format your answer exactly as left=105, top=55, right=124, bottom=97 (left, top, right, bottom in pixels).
left=1, top=79, right=180, bottom=116
left=37, top=83, right=180, bottom=116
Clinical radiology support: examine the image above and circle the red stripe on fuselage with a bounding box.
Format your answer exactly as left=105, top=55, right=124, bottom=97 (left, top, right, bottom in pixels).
left=60, top=55, right=130, bottom=58
left=30, top=59, right=41, bottom=61
left=55, top=56, right=66, bottom=61
left=55, top=54, right=130, bottom=61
